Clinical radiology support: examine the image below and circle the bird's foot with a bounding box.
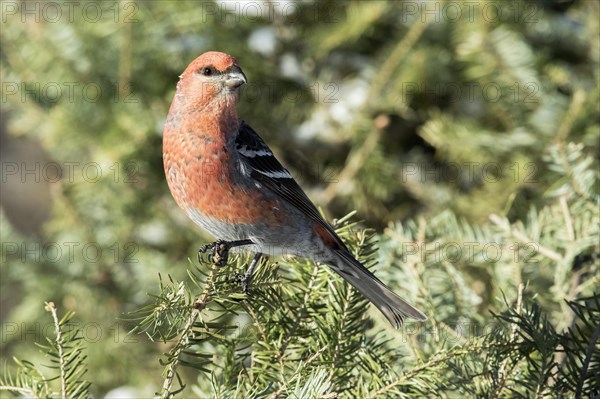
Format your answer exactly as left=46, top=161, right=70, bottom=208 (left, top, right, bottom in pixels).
left=236, top=252, right=262, bottom=294
left=236, top=269, right=255, bottom=294
left=198, top=240, right=230, bottom=266
left=197, top=239, right=254, bottom=266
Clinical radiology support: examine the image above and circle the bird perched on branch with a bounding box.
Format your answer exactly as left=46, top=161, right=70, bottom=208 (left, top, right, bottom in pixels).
left=162, top=51, right=426, bottom=328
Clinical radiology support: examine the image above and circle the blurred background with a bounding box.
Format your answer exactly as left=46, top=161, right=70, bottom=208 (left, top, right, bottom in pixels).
left=1, top=0, right=598, bottom=396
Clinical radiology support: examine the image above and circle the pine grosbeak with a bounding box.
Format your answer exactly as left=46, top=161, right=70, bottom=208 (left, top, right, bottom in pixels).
left=163, top=51, right=426, bottom=328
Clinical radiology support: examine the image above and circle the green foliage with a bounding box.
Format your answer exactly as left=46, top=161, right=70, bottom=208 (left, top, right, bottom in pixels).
left=1, top=303, right=90, bottom=398
left=96, top=140, right=600, bottom=395
left=443, top=293, right=600, bottom=399
left=1, top=0, right=598, bottom=397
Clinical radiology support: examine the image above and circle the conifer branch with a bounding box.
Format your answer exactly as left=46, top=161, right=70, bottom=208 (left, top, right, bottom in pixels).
left=576, top=321, right=600, bottom=398
left=489, top=214, right=563, bottom=261
left=45, top=302, right=67, bottom=399
left=160, top=263, right=220, bottom=398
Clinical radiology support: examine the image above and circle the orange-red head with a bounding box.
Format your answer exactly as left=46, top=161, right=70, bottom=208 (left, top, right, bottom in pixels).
left=174, top=51, right=247, bottom=109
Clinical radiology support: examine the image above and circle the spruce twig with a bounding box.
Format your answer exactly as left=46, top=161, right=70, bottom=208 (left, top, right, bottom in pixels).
left=160, top=263, right=220, bottom=398
left=45, top=302, right=68, bottom=399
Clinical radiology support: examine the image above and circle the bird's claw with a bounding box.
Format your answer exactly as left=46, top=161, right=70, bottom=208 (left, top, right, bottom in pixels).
left=236, top=273, right=251, bottom=294
left=197, top=240, right=258, bottom=293
left=198, top=240, right=230, bottom=266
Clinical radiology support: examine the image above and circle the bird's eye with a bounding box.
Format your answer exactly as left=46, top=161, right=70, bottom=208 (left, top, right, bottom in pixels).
left=200, top=67, right=216, bottom=76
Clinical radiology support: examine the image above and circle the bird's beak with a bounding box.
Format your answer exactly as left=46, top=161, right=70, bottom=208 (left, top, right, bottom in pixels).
left=224, top=67, right=247, bottom=89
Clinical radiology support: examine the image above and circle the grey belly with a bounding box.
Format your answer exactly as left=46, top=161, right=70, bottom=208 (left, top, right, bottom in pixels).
left=185, top=207, right=317, bottom=259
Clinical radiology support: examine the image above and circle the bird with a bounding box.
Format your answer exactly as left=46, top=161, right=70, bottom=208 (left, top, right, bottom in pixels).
left=162, top=51, right=427, bottom=328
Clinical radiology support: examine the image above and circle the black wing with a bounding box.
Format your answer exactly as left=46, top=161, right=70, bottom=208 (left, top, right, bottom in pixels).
left=235, top=122, right=345, bottom=247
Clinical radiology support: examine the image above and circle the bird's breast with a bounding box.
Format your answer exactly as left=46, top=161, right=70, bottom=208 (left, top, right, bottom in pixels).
left=163, top=132, right=285, bottom=227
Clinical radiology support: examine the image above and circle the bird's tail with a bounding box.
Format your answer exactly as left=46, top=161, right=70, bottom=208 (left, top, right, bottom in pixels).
left=330, top=250, right=427, bottom=328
